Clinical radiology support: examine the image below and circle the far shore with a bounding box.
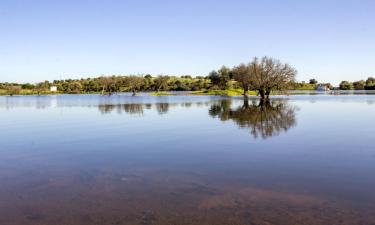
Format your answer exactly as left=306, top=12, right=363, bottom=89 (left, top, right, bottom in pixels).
left=1, top=89, right=374, bottom=97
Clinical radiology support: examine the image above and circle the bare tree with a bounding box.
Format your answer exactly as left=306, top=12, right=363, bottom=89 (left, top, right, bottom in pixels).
left=233, top=57, right=297, bottom=99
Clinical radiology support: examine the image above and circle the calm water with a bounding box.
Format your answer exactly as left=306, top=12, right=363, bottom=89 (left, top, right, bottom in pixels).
left=1, top=94, right=375, bottom=225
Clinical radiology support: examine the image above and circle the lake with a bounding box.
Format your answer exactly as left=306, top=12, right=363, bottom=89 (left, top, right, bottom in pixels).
left=1, top=94, right=375, bottom=225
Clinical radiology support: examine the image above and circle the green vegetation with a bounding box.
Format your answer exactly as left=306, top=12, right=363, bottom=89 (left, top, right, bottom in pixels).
left=1, top=57, right=373, bottom=96
left=337, top=77, right=375, bottom=90
left=191, top=89, right=256, bottom=96
left=150, top=92, right=176, bottom=96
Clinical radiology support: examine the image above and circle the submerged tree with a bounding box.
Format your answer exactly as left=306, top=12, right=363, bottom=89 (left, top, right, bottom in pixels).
left=232, top=57, right=297, bottom=99
left=209, top=99, right=297, bottom=139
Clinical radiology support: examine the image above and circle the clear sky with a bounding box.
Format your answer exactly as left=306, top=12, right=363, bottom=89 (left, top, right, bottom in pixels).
left=0, top=0, right=374, bottom=85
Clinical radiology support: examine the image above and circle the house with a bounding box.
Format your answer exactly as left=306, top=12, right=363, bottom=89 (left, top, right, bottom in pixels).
left=50, top=86, right=58, bottom=92
left=316, top=84, right=330, bottom=91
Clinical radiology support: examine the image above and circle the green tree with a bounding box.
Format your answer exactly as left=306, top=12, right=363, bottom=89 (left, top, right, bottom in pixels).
left=154, top=76, right=170, bottom=91
left=365, top=77, right=375, bottom=90
left=353, top=80, right=365, bottom=90
left=6, top=85, right=21, bottom=96
left=124, top=76, right=144, bottom=96
left=339, top=81, right=353, bottom=90
left=232, top=63, right=252, bottom=96
left=99, top=76, right=118, bottom=95
left=309, top=79, right=318, bottom=84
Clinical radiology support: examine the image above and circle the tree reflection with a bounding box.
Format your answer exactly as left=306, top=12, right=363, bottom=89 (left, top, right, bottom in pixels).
left=122, top=104, right=144, bottom=115
left=209, top=99, right=297, bottom=139
left=155, top=103, right=169, bottom=114
left=98, top=103, right=144, bottom=115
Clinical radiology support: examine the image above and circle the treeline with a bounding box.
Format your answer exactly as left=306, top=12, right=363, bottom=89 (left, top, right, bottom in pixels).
left=1, top=56, right=373, bottom=96
left=339, top=77, right=375, bottom=90
left=0, top=75, right=214, bottom=95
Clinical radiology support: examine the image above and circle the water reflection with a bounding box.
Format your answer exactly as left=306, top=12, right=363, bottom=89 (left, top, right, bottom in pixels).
left=209, top=99, right=297, bottom=139
left=2, top=95, right=375, bottom=224
left=96, top=102, right=210, bottom=115
left=155, top=103, right=169, bottom=114
left=98, top=104, right=145, bottom=115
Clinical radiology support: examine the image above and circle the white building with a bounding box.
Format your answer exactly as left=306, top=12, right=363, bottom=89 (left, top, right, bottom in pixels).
left=50, top=86, right=57, bottom=92
left=316, top=84, right=330, bottom=91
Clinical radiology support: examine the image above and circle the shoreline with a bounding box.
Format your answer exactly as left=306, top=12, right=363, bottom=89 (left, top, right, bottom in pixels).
left=1, top=90, right=375, bottom=97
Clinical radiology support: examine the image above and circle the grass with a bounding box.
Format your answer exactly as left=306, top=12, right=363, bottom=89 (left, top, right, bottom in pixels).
left=190, top=89, right=256, bottom=96
left=149, top=89, right=251, bottom=97
left=149, top=91, right=176, bottom=96
left=1, top=88, right=255, bottom=97
left=0, top=89, right=59, bottom=96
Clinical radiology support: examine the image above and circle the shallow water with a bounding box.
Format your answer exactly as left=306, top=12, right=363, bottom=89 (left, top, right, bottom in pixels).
left=1, top=94, right=375, bottom=225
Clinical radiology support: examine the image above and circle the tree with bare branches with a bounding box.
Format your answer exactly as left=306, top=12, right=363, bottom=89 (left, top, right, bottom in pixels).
left=233, top=57, right=297, bottom=99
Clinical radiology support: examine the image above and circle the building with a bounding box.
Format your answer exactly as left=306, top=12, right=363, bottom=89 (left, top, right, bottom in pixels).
left=50, top=86, right=58, bottom=92
left=316, top=84, right=330, bottom=91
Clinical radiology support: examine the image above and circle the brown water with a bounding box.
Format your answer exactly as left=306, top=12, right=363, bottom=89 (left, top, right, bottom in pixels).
left=1, top=94, right=375, bottom=225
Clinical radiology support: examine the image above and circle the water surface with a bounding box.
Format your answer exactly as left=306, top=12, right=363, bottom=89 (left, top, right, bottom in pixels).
left=1, top=94, right=375, bottom=225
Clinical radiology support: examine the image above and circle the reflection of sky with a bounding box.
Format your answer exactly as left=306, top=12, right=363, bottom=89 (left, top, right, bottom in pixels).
left=1, top=95, right=375, bottom=206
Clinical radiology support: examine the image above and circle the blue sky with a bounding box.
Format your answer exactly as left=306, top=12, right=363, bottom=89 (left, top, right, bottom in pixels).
left=0, top=0, right=374, bottom=85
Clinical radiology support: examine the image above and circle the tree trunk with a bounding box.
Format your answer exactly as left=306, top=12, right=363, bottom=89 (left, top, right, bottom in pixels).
left=243, top=99, right=249, bottom=108
left=132, top=90, right=137, bottom=96
left=243, top=86, right=249, bottom=99
left=258, top=89, right=265, bottom=99
left=265, top=89, right=271, bottom=99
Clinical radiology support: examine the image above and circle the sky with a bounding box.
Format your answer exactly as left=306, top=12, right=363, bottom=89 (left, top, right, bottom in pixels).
left=0, top=0, right=374, bottom=85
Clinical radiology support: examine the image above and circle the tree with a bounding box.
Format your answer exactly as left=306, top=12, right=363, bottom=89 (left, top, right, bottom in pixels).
left=232, top=63, right=252, bottom=96
left=98, top=76, right=118, bottom=95
left=208, top=66, right=231, bottom=89
left=365, top=77, right=375, bottom=90
left=144, top=74, right=152, bottom=79
left=233, top=57, right=297, bottom=99
left=21, top=83, right=34, bottom=90
left=33, top=81, right=50, bottom=95
left=353, top=80, right=365, bottom=90
left=218, top=66, right=231, bottom=88
left=6, top=85, right=21, bottom=96
left=154, top=76, right=170, bottom=92
left=339, top=81, right=353, bottom=90
left=207, top=70, right=221, bottom=88
left=67, top=82, right=82, bottom=93
left=309, top=79, right=318, bottom=84
left=124, top=76, right=144, bottom=96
